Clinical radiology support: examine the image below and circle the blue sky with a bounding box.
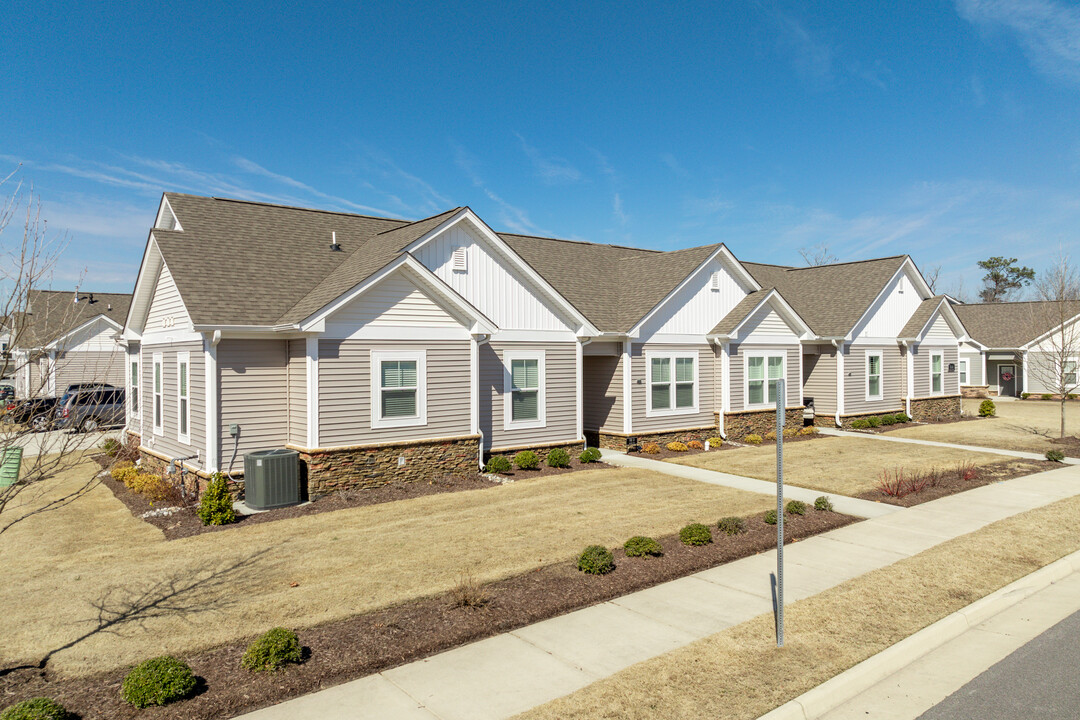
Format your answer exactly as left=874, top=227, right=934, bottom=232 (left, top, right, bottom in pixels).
left=2, top=0, right=1079, bottom=299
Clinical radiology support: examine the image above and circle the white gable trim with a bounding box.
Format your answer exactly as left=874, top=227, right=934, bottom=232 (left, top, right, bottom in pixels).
left=846, top=258, right=933, bottom=342
left=628, top=245, right=761, bottom=338
left=1021, top=311, right=1080, bottom=351
left=44, top=314, right=124, bottom=351
left=124, top=235, right=164, bottom=340
left=400, top=209, right=600, bottom=336
left=709, top=289, right=812, bottom=341
left=904, top=300, right=967, bottom=344
left=154, top=196, right=183, bottom=231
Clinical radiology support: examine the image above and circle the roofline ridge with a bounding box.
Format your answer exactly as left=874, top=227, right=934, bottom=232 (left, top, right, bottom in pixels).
left=166, top=193, right=414, bottom=224
left=374, top=206, right=465, bottom=236
left=498, top=231, right=663, bottom=254
left=760, top=254, right=909, bottom=272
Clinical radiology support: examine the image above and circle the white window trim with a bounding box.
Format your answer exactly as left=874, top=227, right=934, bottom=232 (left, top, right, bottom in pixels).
left=1063, top=357, right=1078, bottom=387
left=129, top=355, right=140, bottom=419
left=959, top=358, right=969, bottom=386
left=865, top=351, right=883, bottom=402
left=177, top=351, right=190, bottom=445
left=370, top=350, right=427, bottom=429
left=503, top=349, right=546, bottom=430
left=744, top=351, right=787, bottom=409
left=930, top=351, right=944, bottom=396
left=152, top=352, right=163, bottom=436
left=645, top=350, right=699, bottom=417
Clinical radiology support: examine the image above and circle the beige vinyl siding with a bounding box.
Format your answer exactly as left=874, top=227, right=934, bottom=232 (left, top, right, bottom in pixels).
left=145, top=264, right=190, bottom=332
left=141, top=341, right=206, bottom=464
left=480, top=341, right=578, bottom=449
left=218, top=339, right=288, bottom=460
left=583, top=354, right=622, bottom=434
left=912, top=345, right=959, bottom=397
left=802, top=346, right=837, bottom=415
left=728, top=344, right=800, bottom=412
left=28, top=356, right=43, bottom=396
left=924, top=314, right=956, bottom=342
left=845, top=346, right=905, bottom=414
left=323, top=272, right=463, bottom=336
left=54, top=349, right=126, bottom=392
left=960, top=352, right=984, bottom=385
left=287, top=339, right=307, bottom=446
left=1024, top=351, right=1074, bottom=395
left=742, top=306, right=795, bottom=337
left=320, top=339, right=471, bottom=447
left=631, top=343, right=716, bottom=433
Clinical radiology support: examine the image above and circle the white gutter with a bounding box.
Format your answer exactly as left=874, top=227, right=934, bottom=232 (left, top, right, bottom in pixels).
left=832, top=339, right=844, bottom=427
left=473, top=333, right=491, bottom=470
left=577, top=337, right=592, bottom=447
left=900, top=339, right=913, bottom=418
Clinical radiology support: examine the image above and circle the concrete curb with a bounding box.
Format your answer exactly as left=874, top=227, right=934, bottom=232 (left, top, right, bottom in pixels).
left=757, top=548, right=1080, bottom=720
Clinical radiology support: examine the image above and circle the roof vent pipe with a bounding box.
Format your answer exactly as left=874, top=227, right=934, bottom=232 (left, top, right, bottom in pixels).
left=330, top=231, right=341, bottom=251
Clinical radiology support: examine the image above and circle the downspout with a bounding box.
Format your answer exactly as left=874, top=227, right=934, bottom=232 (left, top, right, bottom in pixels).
left=900, top=340, right=912, bottom=418
left=577, top=337, right=592, bottom=447
left=473, top=333, right=490, bottom=471
left=832, top=339, right=844, bottom=427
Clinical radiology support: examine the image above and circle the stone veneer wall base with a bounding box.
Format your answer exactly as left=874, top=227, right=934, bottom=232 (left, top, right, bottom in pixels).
left=909, top=395, right=963, bottom=422
left=725, top=407, right=804, bottom=438
left=597, top=425, right=718, bottom=450
left=961, top=385, right=990, bottom=399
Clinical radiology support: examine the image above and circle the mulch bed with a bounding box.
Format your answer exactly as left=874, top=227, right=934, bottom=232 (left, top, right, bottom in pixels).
left=0, top=509, right=854, bottom=719
left=858, top=458, right=1052, bottom=507
left=484, top=455, right=609, bottom=481
left=1049, top=436, right=1080, bottom=456
left=876, top=416, right=982, bottom=432
left=631, top=432, right=822, bottom=461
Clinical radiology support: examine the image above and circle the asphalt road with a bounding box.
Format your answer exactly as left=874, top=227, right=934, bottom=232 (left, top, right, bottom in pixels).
left=918, top=609, right=1080, bottom=720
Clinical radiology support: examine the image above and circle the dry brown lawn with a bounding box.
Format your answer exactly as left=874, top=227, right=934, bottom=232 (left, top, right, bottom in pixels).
left=0, top=458, right=773, bottom=677
left=667, top=435, right=1010, bottom=496
left=888, top=398, right=1080, bottom=453
left=513, top=493, right=1080, bottom=720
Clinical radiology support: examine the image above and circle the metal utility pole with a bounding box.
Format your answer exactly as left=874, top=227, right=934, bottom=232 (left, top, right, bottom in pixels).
left=776, top=378, right=785, bottom=647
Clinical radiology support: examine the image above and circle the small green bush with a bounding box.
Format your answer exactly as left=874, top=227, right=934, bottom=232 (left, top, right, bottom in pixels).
left=866, top=415, right=882, bottom=428
left=579, top=447, right=602, bottom=463
left=0, top=698, right=69, bottom=720
left=514, top=450, right=540, bottom=470
left=545, top=448, right=571, bottom=468
left=814, top=495, right=834, bottom=512
left=1042, top=394, right=1053, bottom=400
left=717, top=516, right=745, bottom=535
left=242, top=627, right=303, bottom=672
left=764, top=509, right=778, bottom=525
left=1021, top=392, right=1031, bottom=399
left=786, top=500, right=807, bottom=515
left=979, top=399, right=996, bottom=417
left=623, top=536, right=663, bottom=557
left=197, top=473, right=236, bottom=526
left=744, top=434, right=763, bottom=445
left=484, top=455, right=512, bottom=474
left=851, top=418, right=870, bottom=429
left=1046, top=449, right=1066, bottom=463
left=879, top=414, right=896, bottom=426
left=577, top=545, right=615, bottom=574
left=679, top=523, right=713, bottom=546
left=1069, top=394, right=1078, bottom=400
left=100, top=437, right=121, bottom=457
left=894, top=413, right=911, bottom=423
left=121, top=655, right=197, bottom=708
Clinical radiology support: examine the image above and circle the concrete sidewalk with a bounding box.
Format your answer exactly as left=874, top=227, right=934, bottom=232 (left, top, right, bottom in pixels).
left=818, top=427, right=1080, bottom=465
left=236, top=463, right=1080, bottom=720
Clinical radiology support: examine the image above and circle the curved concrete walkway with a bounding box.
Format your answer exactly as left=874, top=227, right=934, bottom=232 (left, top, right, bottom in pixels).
left=818, top=427, right=1080, bottom=465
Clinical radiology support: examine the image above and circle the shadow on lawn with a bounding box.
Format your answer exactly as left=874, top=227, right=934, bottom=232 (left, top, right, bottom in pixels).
left=0, top=548, right=270, bottom=676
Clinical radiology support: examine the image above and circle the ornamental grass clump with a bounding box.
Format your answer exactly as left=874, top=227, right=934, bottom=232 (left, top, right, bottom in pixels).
left=687, top=440, right=704, bottom=450
left=623, top=535, right=663, bottom=557
left=814, top=495, right=834, bottom=512
left=679, top=523, right=712, bottom=546
left=545, top=448, right=571, bottom=468
left=121, top=655, right=197, bottom=708
left=798, top=426, right=818, bottom=436
left=743, top=434, right=763, bottom=445
left=0, top=698, right=69, bottom=720
left=242, top=627, right=303, bottom=672
left=484, top=455, right=512, bottom=474
left=642, top=442, right=661, bottom=454
left=514, top=450, right=540, bottom=470
left=577, top=545, right=615, bottom=574
left=717, top=516, right=745, bottom=536
left=579, top=447, right=602, bottom=463
left=197, top=473, right=236, bottom=526
left=979, top=399, right=996, bottom=417
left=666, top=441, right=688, bottom=452
left=764, top=431, right=777, bottom=441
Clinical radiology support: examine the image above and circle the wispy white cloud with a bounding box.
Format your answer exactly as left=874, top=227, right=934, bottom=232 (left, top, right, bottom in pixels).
left=660, top=152, right=689, bottom=179
left=231, top=156, right=395, bottom=216
left=357, top=149, right=452, bottom=213
left=613, top=193, right=627, bottom=226
left=754, top=1, right=833, bottom=82
left=957, top=0, right=1080, bottom=84
left=451, top=142, right=550, bottom=235
left=683, top=194, right=734, bottom=216
left=515, top=134, right=582, bottom=184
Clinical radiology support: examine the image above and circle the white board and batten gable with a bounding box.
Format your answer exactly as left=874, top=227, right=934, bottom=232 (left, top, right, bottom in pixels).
left=851, top=263, right=929, bottom=344
left=635, top=256, right=758, bottom=343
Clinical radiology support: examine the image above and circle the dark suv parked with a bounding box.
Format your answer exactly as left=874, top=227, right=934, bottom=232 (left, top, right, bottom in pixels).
left=4, top=397, right=59, bottom=430
left=54, top=385, right=125, bottom=432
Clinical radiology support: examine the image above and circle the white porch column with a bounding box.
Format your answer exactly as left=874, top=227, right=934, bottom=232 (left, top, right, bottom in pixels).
left=622, top=339, right=633, bottom=434
left=1021, top=351, right=1029, bottom=395
left=906, top=344, right=915, bottom=417
left=835, top=342, right=845, bottom=426
left=203, top=335, right=219, bottom=472
left=469, top=335, right=480, bottom=435
left=720, top=341, right=731, bottom=438
left=575, top=339, right=584, bottom=441
left=982, top=352, right=988, bottom=390
left=306, top=336, right=319, bottom=448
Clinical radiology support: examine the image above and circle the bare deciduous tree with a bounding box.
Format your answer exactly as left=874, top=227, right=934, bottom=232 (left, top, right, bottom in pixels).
left=923, top=264, right=942, bottom=294
left=798, top=243, right=838, bottom=266
left=1025, top=253, right=1080, bottom=439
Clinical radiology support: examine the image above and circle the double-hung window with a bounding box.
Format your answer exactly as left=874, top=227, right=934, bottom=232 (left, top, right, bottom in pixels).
left=130, top=356, right=140, bottom=417
left=959, top=359, right=969, bottom=385
left=747, top=353, right=785, bottom=407
left=646, top=352, right=697, bottom=416
left=504, top=350, right=545, bottom=429
left=1064, top=358, right=1078, bottom=387
left=177, top=352, right=190, bottom=444
left=930, top=353, right=943, bottom=395
left=371, top=350, right=426, bottom=428
left=152, top=353, right=163, bottom=435
left=866, top=352, right=883, bottom=401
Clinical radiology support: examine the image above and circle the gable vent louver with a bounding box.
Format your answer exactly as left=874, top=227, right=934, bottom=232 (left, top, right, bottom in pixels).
left=710, top=271, right=721, bottom=291
left=452, top=246, right=468, bottom=272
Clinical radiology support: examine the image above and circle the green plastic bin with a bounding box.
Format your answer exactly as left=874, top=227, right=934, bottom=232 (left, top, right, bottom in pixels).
left=1, top=446, right=23, bottom=487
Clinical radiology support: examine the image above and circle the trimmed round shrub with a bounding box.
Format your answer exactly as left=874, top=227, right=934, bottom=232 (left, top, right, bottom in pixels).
left=706, top=437, right=724, bottom=448
left=850, top=418, right=870, bottom=429
left=1021, top=392, right=1031, bottom=399
left=242, top=627, right=303, bottom=672
left=121, top=655, right=197, bottom=708
left=623, top=535, right=663, bottom=557
left=484, top=455, right=512, bottom=474
left=814, top=495, right=834, bottom=512
left=798, top=426, right=818, bottom=436
left=879, top=414, right=897, bottom=426
left=642, top=442, right=661, bottom=454
left=764, top=431, right=777, bottom=441
left=786, top=500, right=807, bottom=515
left=744, top=434, right=763, bottom=445
left=764, top=509, right=778, bottom=525
left=687, top=440, right=704, bottom=450
left=1042, top=394, right=1053, bottom=400
left=514, top=450, right=540, bottom=470
left=129, top=472, right=172, bottom=502
left=782, top=427, right=797, bottom=438
left=717, top=516, right=745, bottom=536
left=979, top=399, right=996, bottom=417
left=894, top=412, right=911, bottom=423
left=679, top=523, right=713, bottom=546
left=866, top=416, right=882, bottom=428
left=0, top=698, right=69, bottom=720
left=666, top=441, right=688, bottom=452
left=197, top=473, right=236, bottom=526
left=577, top=545, right=615, bottom=574
left=545, top=448, right=571, bottom=468
left=579, top=447, right=602, bottom=463
left=1046, top=449, right=1066, bottom=463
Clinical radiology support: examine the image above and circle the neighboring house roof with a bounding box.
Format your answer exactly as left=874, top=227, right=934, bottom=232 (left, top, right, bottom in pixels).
left=743, top=256, right=909, bottom=337
left=954, top=301, right=1080, bottom=349
left=709, top=289, right=774, bottom=336
left=14, top=290, right=131, bottom=348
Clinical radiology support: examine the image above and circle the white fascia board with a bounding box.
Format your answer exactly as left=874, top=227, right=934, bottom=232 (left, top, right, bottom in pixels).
left=154, top=195, right=183, bottom=232
left=1021, top=311, right=1080, bottom=350
left=124, top=235, right=164, bottom=336
left=845, top=259, right=929, bottom=342
left=400, top=209, right=600, bottom=336
left=44, top=314, right=124, bottom=351
left=909, top=301, right=965, bottom=344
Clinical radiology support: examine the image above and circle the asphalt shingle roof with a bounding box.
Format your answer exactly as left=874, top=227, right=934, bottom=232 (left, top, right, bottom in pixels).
left=16, top=290, right=132, bottom=347
left=709, top=289, right=774, bottom=336
left=955, top=301, right=1080, bottom=349
left=899, top=296, right=949, bottom=339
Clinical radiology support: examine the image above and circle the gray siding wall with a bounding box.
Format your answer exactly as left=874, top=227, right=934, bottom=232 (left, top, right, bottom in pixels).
left=54, top=349, right=126, bottom=392
left=145, top=264, right=188, bottom=331
left=287, top=339, right=307, bottom=446
left=728, top=344, right=800, bottom=412
left=481, top=341, right=578, bottom=449
left=320, top=339, right=471, bottom=447
left=141, top=341, right=206, bottom=464
left=845, top=345, right=905, bottom=414
left=960, top=352, right=984, bottom=386
left=583, top=354, right=622, bottom=434
left=218, top=339, right=288, bottom=460
left=802, top=346, right=837, bottom=415
left=1025, top=351, right=1068, bottom=394
left=631, top=343, right=716, bottom=433
left=912, top=345, right=960, bottom=397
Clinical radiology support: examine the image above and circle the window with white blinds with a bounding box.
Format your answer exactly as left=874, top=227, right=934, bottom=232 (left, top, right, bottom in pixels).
left=371, top=351, right=427, bottom=428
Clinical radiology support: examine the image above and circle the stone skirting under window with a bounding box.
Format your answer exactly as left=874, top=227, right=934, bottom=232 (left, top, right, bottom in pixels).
left=961, top=385, right=990, bottom=399
left=909, top=395, right=963, bottom=422
left=598, top=425, right=718, bottom=450
left=832, top=408, right=906, bottom=429
left=725, top=407, right=804, bottom=438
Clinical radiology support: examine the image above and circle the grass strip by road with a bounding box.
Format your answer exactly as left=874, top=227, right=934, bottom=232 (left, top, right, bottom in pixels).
left=513, top=493, right=1080, bottom=720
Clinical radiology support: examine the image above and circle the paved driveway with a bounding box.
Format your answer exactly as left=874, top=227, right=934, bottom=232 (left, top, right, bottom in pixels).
left=6, top=426, right=121, bottom=458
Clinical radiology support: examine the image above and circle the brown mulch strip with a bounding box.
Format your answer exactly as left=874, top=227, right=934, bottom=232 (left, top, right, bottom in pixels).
left=632, top=432, right=822, bottom=461
left=876, top=417, right=980, bottom=432
left=0, top=510, right=854, bottom=719
left=1049, top=436, right=1080, bottom=457
left=858, top=458, right=1052, bottom=507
